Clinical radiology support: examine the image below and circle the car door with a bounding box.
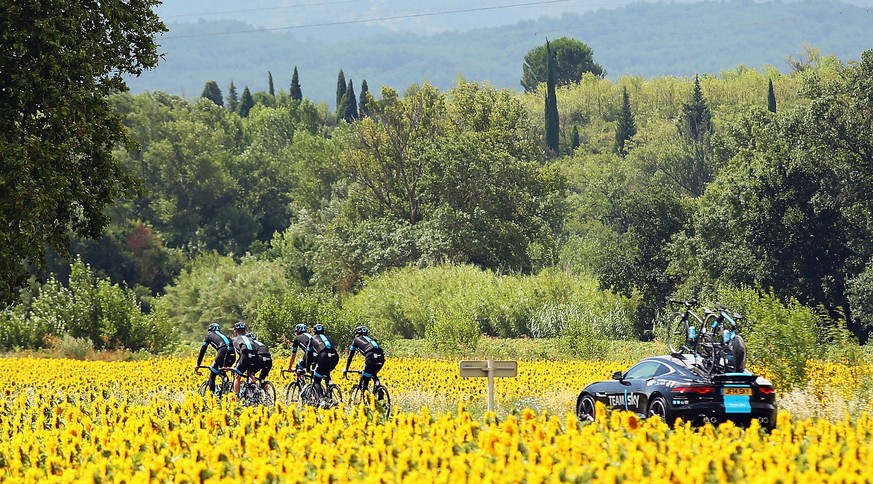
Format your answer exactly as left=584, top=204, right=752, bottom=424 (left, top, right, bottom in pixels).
left=615, top=361, right=669, bottom=414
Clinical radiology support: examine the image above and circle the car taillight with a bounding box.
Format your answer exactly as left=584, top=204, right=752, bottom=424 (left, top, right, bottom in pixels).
left=758, top=386, right=775, bottom=395
left=673, top=386, right=715, bottom=395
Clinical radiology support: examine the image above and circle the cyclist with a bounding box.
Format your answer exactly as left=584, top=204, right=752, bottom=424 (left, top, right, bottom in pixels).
left=228, top=321, right=260, bottom=396
left=342, top=325, right=385, bottom=392
left=247, top=332, right=274, bottom=385
left=195, top=323, right=236, bottom=393
left=286, top=323, right=312, bottom=376
left=307, top=323, right=339, bottom=400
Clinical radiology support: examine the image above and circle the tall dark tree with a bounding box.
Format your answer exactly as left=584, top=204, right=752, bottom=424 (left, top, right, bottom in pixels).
left=290, top=66, right=302, bottom=101
left=359, top=79, right=371, bottom=117
left=521, top=37, right=604, bottom=92
left=544, top=40, right=560, bottom=154
left=571, top=126, right=580, bottom=150
left=339, top=79, right=358, bottom=123
left=768, top=78, right=777, bottom=113
left=201, top=80, right=224, bottom=107
left=226, top=81, right=239, bottom=113
left=678, top=75, right=713, bottom=142
left=238, top=86, right=255, bottom=117
left=0, top=0, right=166, bottom=302
left=268, top=71, right=275, bottom=97
left=336, top=69, right=347, bottom=112
left=614, top=86, right=637, bottom=157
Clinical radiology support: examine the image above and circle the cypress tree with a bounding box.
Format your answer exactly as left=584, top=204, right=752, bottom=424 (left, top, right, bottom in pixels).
left=268, top=71, right=275, bottom=97
left=238, top=86, right=255, bottom=117
left=226, top=81, right=239, bottom=113
left=679, top=74, right=712, bottom=142
left=571, top=126, right=580, bottom=151
left=614, top=86, right=637, bottom=157
left=339, top=79, right=358, bottom=123
left=359, top=79, right=370, bottom=118
left=201, top=80, right=223, bottom=107
left=290, top=66, right=302, bottom=101
left=544, top=40, right=560, bottom=154
left=768, top=78, right=777, bottom=113
left=336, top=69, right=346, bottom=113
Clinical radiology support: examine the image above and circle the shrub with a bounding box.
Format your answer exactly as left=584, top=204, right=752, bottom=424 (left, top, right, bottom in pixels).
left=255, top=292, right=354, bottom=349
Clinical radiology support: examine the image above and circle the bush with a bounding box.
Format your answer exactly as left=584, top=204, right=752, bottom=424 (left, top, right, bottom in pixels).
left=53, top=335, right=94, bottom=360
left=255, top=292, right=355, bottom=349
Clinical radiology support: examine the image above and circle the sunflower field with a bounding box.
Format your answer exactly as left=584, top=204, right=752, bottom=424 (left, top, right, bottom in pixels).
left=1, top=356, right=873, bottom=482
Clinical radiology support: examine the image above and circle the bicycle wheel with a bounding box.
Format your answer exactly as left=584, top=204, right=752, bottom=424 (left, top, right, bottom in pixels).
left=300, top=384, right=320, bottom=408
left=696, top=333, right=718, bottom=375
left=348, top=386, right=365, bottom=409
left=373, top=385, right=392, bottom=418
left=285, top=382, right=300, bottom=404
left=666, top=312, right=691, bottom=354
left=262, top=381, right=276, bottom=406
left=198, top=381, right=210, bottom=397
left=327, top=384, right=343, bottom=409
left=219, top=377, right=233, bottom=398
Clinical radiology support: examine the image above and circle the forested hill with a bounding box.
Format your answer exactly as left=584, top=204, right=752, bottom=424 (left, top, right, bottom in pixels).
left=129, top=0, right=873, bottom=107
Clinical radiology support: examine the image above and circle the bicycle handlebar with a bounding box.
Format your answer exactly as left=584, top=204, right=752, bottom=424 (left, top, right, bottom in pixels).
left=668, top=298, right=698, bottom=308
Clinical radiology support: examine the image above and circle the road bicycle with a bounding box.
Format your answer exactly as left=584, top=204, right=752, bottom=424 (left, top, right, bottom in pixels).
left=286, top=370, right=343, bottom=409
left=237, top=372, right=277, bottom=407
left=197, top=366, right=233, bottom=398
left=665, top=298, right=706, bottom=355
left=345, top=369, right=392, bottom=418
left=697, top=303, right=746, bottom=374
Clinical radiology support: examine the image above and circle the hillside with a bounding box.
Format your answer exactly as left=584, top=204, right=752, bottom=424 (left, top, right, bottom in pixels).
left=129, top=0, right=873, bottom=106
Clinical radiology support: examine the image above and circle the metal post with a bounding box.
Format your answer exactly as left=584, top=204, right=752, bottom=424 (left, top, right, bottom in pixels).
left=487, top=359, right=494, bottom=411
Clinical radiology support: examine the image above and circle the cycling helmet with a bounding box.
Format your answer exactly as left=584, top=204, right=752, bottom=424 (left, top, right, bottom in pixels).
left=354, top=325, right=369, bottom=336
left=233, top=321, right=247, bottom=331
left=295, top=323, right=307, bottom=333
left=247, top=333, right=258, bottom=341
left=207, top=323, right=220, bottom=332
left=312, top=323, right=325, bottom=334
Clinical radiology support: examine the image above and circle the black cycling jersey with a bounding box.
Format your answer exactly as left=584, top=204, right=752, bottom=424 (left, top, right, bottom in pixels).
left=291, top=333, right=311, bottom=353
left=232, top=334, right=257, bottom=355
left=250, top=337, right=271, bottom=356
left=197, top=331, right=234, bottom=367
left=307, top=333, right=336, bottom=356
left=348, top=335, right=383, bottom=358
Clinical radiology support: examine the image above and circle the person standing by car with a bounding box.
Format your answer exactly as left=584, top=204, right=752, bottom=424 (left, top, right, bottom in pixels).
left=228, top=321, right=260, bottom=396
left=342, top=325, right=385, bottom=392
left=195, top=323, right=236, bottom=393
left=308, top=323, right=339, bottom=399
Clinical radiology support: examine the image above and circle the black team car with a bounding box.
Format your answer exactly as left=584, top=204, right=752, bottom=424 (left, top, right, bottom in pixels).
left=576, top=354, right=777, bottom=430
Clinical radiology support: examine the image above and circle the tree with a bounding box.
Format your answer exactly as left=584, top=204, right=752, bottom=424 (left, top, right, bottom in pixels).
left=336, top=69, right=346, bottom=112
left=767, top=78, right=777, bottom=113
left=290, top=66, right=302, bottom=101
left=359, top=79, right=371, bottom=117
left=268, top=71, right=275, bottom=97
left=0, top=0, right=166, bottom=302
left=614, top=86, right=637, bottom=157
left=544, top=40, right=560, bottom=154
left=226, top=81, right=239, bottom=113
left=571, top=126, right=580, bottom=150
left=678, top=75, right=713, bottom=142
left=521, top=37, right=604, bottom=93
left=338, top=79, right=358, bottom=123
left=238, top=86, right=255, bottom=117
left=201, top=81, right=224, bottom=107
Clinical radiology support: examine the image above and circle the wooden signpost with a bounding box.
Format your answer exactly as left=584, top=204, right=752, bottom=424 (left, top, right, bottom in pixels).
left=458, top=360, right=518, bottom=411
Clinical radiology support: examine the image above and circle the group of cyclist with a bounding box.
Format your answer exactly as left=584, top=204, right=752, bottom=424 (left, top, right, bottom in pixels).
left=195, top=320, right=384, bottom=400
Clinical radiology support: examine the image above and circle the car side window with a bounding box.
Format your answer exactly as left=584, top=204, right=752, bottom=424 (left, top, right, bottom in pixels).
left=624, top=361, right=666, bottom=380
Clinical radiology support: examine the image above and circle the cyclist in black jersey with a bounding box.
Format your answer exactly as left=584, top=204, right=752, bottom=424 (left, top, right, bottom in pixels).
left=286, top=323, right=312, bottom=376
left=195, top=323, right=236, bottom=393
left=228, top=321, right=260, bottom=396
left=308, top=323, right=339, bottom=398
left=342, top=325, right=385, bottom=392
left=246, top=332, right=273, bottom=383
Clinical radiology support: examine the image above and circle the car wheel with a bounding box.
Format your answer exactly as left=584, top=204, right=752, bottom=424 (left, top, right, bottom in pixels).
left=648, top=395, right=670, bottom=423
left=576, top=393, right=596, bottom=421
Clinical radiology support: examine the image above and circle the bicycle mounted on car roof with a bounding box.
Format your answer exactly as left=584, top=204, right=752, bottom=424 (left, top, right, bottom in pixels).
left=665, top=298, right=747, bottom=376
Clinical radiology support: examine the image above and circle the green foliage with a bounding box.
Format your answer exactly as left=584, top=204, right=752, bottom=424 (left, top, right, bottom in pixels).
left=158, top=253, right=298, bottom=339
left=544, top=40, right=560, bottom=154
left=290, top=66, right=303, bottom=101
left=341, top=265, right=638, bottom=342
left=0, top=0, right=165, bottom=302
left=678, top=75, right=713, bottom=142
left=238, top=86, right=255, bottom=117
left=767, top=78, right=776, bottom=113
left=226, top=81, right=239, bottom=112
left=338, top=79, right=358, bottom=123
left=201, top=80, right=224, bottom=107
left=254, top=292, right=353, bottom=348
left=336, top=69, right=346, bottom=112
left=521, top=37, right=604, bottom=92
left=0, top=259, right=177, bottom=353
left=613, top=87, right=637, bottom=157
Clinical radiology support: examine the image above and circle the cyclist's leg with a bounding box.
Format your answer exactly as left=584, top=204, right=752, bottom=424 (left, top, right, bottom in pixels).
left=259, top=355, right=273, bottom=386
left=361, top=353, right=384, bottom=392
